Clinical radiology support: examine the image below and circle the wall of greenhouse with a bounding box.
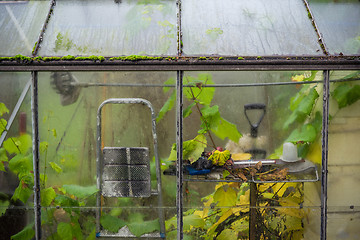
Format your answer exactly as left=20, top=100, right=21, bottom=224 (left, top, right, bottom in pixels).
left=0, top=0, right=359, bottom=240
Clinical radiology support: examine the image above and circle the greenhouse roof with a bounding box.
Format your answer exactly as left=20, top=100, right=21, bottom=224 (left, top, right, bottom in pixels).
left=0, top=0, right=359, bottom=71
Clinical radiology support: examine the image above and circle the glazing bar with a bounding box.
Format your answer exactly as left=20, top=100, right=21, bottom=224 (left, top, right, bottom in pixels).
left=0, top=79, right=31, bottom=147
left=31, top=71, right=41, bottom=240
left=321, top=70, right=330, bottom=240
left=176, top=70, right=183, bottom=240
left=32, top=0, right=56, bottom=56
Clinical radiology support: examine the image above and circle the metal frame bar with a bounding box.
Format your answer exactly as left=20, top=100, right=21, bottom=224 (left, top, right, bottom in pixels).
left=176, top=70, right=184, bottom=240
left=321, top=70, right=330, bottom=240
left=0, top=79, right=31, bottom=146
left=31, top=71, right=41, bottom=240
left=0, top=59, right=359, bottom=72
left=303, top=0, right=329, bottom=55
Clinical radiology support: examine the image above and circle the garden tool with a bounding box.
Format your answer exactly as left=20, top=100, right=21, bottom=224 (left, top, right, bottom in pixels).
left=51, top=72, right=81, bottom=106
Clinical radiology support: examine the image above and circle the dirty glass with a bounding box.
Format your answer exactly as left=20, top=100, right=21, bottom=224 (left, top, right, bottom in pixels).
left=0, top=1, right=49, bottom=56
left=159, top=71, right=323, bottom=238
left=37, top=71, right=176, bottom=238
left=0, top=72, right=34, bottom=239
left=182, top=0, right=323, bottom=56
left=327, top=70, right=360, bottom=239
left=38, top=0, right=177, bottom=57
left=308, top=0, right=360, bottom=55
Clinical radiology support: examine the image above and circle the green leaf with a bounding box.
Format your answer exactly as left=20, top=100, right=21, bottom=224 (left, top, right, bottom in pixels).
left=297, top=87, right=319, bottom=115
left=100, top=215, right=126, bottom=233
left=213, top=186, right=237, bottom=207
left=183, top=214, right=205, bottom=231
left=8, top=154, right=32, bottom=178
left=0, top=199, right=9, bottom=216
left=211, top=117, right=242, bottom=142
left=41, top=187, right=56, bottom=206
left=70, top=216, right=84, bottom=240
left=50, top=162, right=63, bottom=173
left=184, top=74, right=215, bottom=106
left=286, top=124, right=317, bottom=143
left=54, top=195, right=80, bottom=214
left=0, top=148, right=8, bottom=172
left=62, top=184, right=98, bottom=199
left=0, top=102, right=9, bottom=117
left=12, top=175, right=33, bottom=203
left=183, top=134, right=207, bottom=163
left=332, top=84, right=360, bottom=109
left=284, top=87, right=319, bottom=129
left=57, top=222, right=73, bottom=240
left=156, top=90, right=176, bottom=122
left=163, top=77, right=175, bottom=93
left=183, top=102, right=196, bottom=118
left=10, top=224, right=34, bottom=240
left=167, top=135, right=207, bottom=163
left=200, top=105, right=221, bottom=132
left=304, top=70, right=318, bottom=81
left=128, top=219, right=160, bottom=237
left=3, top=134, right=32, bottom=155
left=217, top=229, right=238, bottom=240
left=51, top=128, right=57, bottom=138
left=0, top=118, right=7, bottom=135
left=289, top=85, right=310, bottom=112
left=39, top=141, right=48, bottom=154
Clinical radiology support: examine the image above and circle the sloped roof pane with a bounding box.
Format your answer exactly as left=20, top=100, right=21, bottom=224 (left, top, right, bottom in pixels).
left=182, top=0, right=323, bottom=56
left=38, top=0, right=177, bottom=56
left=309, top=0, right=360, bottom=55
left=0, top=1, right=49, bottom=56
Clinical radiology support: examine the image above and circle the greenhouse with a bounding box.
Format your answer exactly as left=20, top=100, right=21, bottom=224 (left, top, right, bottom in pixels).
left=0, top=0, right=359, bottom=239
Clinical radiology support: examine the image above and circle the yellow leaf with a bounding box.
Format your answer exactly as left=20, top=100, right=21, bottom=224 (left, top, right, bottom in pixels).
left=232, top=153, right=251, bottom=161
left=207, top=209, right=233, bottom=235
left=306, top=141, right=322, bottom=165
left=239, top=189, right=250, bottom=205
left=231, top=218, right=249, bottom=232
left=272, top=183, right=298, bottom=197
left=291, top=75, right=305, bottom=82
left=277, top=207, right=305, bottom=218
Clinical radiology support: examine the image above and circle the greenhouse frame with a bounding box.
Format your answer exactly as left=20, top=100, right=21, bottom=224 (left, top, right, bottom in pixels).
left=0, top=0, right=359, bottom=239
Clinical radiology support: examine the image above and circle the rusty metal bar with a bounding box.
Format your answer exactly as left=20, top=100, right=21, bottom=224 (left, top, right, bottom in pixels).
left=321, top=70, right=330, bottom=240
left=303, top=0, right=329, bottom=55
left=31, top=71, right=41, bottom=240
left=0, top=59, right=358, bottom=72
left=176, top=70, right=183, bottom=240
left=32, top=0, right=56, bottom=56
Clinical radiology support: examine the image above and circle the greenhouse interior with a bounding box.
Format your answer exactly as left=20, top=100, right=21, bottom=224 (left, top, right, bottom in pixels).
left=0, top=0, right=359, bottom=239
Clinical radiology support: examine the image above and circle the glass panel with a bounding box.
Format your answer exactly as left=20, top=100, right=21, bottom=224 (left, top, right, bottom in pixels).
left=328, top=71, right=360, bottom=239
left=182, top=0, right=323, bottom=56
left=38, top=71, right=176, bottom=237
left=309, top=0, right=360, bottom=55
left=157, top=71, right=324, bottom=238
left=39, top=0, right=177, bottom=56
left=0, top=72, right=34, bottom=239
left=0, top=1, right=49, bottom=56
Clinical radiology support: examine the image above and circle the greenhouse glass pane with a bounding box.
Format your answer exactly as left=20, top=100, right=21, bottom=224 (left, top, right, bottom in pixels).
left=173, top=71, right=323, bottom=239
left=0, top=1, right=49, bottom=56
left=309, top=0, right=360, bottom=55
left=182, top=0, right=323, bottom=56
left=328, top=71, right=360, bottom=239
left=0, top=72, right=34, bottom=240
left=39, top=0, right=176, bottom=56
